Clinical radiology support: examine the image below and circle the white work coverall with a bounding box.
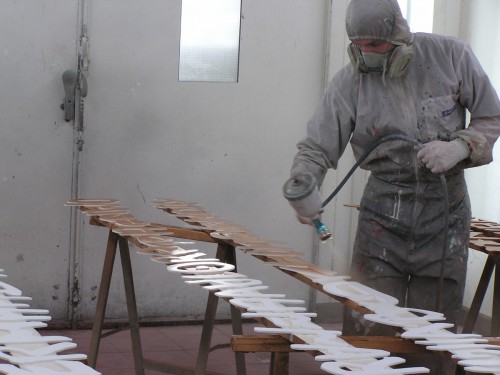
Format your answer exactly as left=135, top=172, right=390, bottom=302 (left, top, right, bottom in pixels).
left=291, top=0, right=500, bottom=339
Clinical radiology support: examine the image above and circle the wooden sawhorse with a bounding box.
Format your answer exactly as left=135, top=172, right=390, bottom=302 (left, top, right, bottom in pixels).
left=462, top=220, right=500, bottom=336
left=86, top=220, right=247, bottom=375
left=462, top=250, right=500, bottom=336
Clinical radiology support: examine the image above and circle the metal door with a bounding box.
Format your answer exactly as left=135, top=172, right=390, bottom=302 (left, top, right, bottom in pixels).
left=0, top=0, right=86, bottom=323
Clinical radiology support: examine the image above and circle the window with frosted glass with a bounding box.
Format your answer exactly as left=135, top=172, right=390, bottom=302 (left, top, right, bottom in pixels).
left=179, top=0, right=241, bottom=82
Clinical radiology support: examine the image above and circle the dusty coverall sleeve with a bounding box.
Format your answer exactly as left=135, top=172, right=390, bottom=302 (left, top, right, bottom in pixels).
left=291, top=71, right=356, bottom=186
left=453, top=43, right=500, bottom=166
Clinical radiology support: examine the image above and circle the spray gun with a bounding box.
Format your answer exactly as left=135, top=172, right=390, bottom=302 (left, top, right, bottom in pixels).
left=283, top=172, right=332, bottom=241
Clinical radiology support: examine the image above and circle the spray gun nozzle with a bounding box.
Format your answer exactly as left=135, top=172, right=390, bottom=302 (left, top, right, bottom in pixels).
left=313, top=218, right=332, bottom=242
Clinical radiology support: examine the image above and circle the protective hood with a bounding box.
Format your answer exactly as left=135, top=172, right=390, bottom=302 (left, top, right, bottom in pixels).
left=346, top=0, right=413, bottom=46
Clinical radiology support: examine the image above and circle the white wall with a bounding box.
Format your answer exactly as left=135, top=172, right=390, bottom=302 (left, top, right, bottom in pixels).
left=458, top=0, right=500, bottom=320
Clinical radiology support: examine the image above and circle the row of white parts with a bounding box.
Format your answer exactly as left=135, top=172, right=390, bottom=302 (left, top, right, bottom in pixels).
left=154, top=200, right=500, bottom=374
left=148, top=201, right=434, bottom=373
left=278, top=265, right=500, bottom=375
left=166, top=269, right=429, bottom=374
left=0, top=270, right=100, bottom=375
left=71, top=200, right=498, bottom=374
left=68, top=202, right=429, bottom=374
left=164, top=212, right=500, bottom=375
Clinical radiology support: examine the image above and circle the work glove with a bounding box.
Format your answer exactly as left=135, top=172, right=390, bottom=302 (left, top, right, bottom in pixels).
left=416, top=139, right=470, bottom=174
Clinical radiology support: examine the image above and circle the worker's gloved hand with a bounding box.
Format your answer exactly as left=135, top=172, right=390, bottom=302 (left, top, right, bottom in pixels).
left=296, top=210, right=323, bottom=227
left=416, top=139, right=470, bottom=174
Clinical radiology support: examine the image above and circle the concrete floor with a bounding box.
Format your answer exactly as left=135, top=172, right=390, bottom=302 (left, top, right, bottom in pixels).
left=43, top=321, right=343, bottom=375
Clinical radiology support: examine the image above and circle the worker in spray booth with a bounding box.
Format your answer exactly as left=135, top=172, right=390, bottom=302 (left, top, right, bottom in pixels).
left=288, top=0, right=500, bottom=372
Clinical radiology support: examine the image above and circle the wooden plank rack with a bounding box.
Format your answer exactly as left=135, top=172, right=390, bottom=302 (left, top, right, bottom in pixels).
left=77, top=212, right=239, bottom=374
left=66, top=199, right=500, bottom=375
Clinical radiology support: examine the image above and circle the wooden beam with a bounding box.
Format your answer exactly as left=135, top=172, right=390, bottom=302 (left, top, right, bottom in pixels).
left=231, top=335, right=428, bottom=354
left=231, top=335, right=295, bottom=353
left=89, top=215, right=218, bottom=243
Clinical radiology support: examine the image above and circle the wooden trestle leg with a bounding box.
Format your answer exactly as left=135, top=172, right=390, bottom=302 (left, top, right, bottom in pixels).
left=87, top=230, right=145, bottom=375
left=119, top=236, right=146, bottom=375
left=87, top=229, right=119, bottom=368
left=492, top=254, right=500, bottom=336
left=462, top=254, right=500, bottom=336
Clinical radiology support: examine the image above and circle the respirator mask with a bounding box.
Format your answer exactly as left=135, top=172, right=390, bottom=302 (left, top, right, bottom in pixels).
left=348, top=42, right=414, bottom=79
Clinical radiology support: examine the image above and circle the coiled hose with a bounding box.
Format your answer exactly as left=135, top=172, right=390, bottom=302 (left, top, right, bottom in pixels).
left=322, top=133, right=449, bottom=313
